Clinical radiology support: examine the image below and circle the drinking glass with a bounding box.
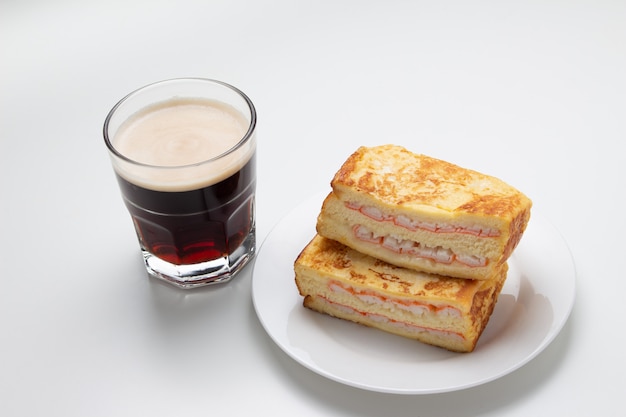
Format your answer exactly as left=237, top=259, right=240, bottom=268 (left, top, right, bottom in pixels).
left=103, top=78, right=257, bottom=288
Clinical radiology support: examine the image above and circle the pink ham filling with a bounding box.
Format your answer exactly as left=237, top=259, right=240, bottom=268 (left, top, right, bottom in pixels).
left=329, top=280, right=461, bottom=318
left=318, top=295, right=466, bottom=342
left=345, top=201, right=500, bottom=237
left=353, top=225, right=488, bottom=267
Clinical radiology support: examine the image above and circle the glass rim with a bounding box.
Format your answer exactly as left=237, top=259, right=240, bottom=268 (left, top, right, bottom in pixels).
left=103, top=77, right=257, bottom=169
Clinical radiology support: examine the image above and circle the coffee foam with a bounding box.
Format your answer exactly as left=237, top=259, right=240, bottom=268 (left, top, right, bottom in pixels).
left=111, top=98, right=255, bottom=192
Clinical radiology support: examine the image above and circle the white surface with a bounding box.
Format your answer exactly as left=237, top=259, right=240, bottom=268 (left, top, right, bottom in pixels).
left=253, top=193, right=575, bottom=394
left=1, top=0, right=624, bottom=416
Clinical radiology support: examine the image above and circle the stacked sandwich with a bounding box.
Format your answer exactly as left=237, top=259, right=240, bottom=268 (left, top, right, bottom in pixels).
left=294, top=145, right=532, bottom=352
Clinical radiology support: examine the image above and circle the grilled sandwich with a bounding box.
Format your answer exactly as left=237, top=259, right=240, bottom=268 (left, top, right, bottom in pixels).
left=316, top=145, right=532, bottom=280
left=295, top=235, right=507, bottom=352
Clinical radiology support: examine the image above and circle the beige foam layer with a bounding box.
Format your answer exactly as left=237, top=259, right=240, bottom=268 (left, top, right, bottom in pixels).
left=110, top=98, right=255, bottom=192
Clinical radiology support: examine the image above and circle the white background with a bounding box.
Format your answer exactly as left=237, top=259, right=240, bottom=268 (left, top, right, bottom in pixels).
left=1, top=1, right=625, bottom=416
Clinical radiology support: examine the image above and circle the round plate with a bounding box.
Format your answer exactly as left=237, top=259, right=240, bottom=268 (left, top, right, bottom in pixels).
left=252, top=192, right=576, bottom=394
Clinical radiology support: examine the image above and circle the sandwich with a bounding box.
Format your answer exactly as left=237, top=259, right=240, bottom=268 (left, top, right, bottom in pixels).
left=294, top=234, right=507, bottom=352
left=316, top=145, right=531, bottom=280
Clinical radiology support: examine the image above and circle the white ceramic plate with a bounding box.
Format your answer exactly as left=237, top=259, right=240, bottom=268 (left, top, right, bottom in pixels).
left=252, top=192, right=576, bottom=394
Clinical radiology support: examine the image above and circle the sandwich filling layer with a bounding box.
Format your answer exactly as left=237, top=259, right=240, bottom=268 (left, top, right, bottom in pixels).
left=328, top=279, right=462, bottom=318
left=345, top=201, right=500, bottom=237
left=353, top=224, right=488, bottom=267
left=316, top=192, right=506, bottom=279
left=308, top=295, right=466, bottom=343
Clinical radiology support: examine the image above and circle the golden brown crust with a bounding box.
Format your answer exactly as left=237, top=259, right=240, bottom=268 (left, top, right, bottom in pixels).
left=500, top=208, right=532, bottom=266
left=332, top=145, right=532, bottom=220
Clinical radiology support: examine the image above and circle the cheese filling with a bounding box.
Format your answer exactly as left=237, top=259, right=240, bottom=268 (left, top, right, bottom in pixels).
left=345, top=201, right=500, bottom=237
left=354, top=225, right=488, bottom=267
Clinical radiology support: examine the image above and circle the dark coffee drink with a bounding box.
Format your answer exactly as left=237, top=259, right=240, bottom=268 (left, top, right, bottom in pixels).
left=104, top=80, right=257, bottom=288
left=115, top=154, right=255, bottom=265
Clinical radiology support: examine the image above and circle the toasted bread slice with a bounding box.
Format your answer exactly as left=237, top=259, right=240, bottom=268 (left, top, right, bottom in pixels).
left=294, top=235, right=508, bottom=352
left=316, top=145, right=531, bottom=280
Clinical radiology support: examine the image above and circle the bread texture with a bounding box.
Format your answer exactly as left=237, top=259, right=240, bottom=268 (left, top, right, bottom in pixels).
left=294, top=234, right=508, bottom=353
left=316, top=145, right=532, bottom=280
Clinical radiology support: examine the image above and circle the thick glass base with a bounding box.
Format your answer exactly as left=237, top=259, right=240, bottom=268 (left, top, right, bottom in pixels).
left=142, top=228, right=256, bottom=289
